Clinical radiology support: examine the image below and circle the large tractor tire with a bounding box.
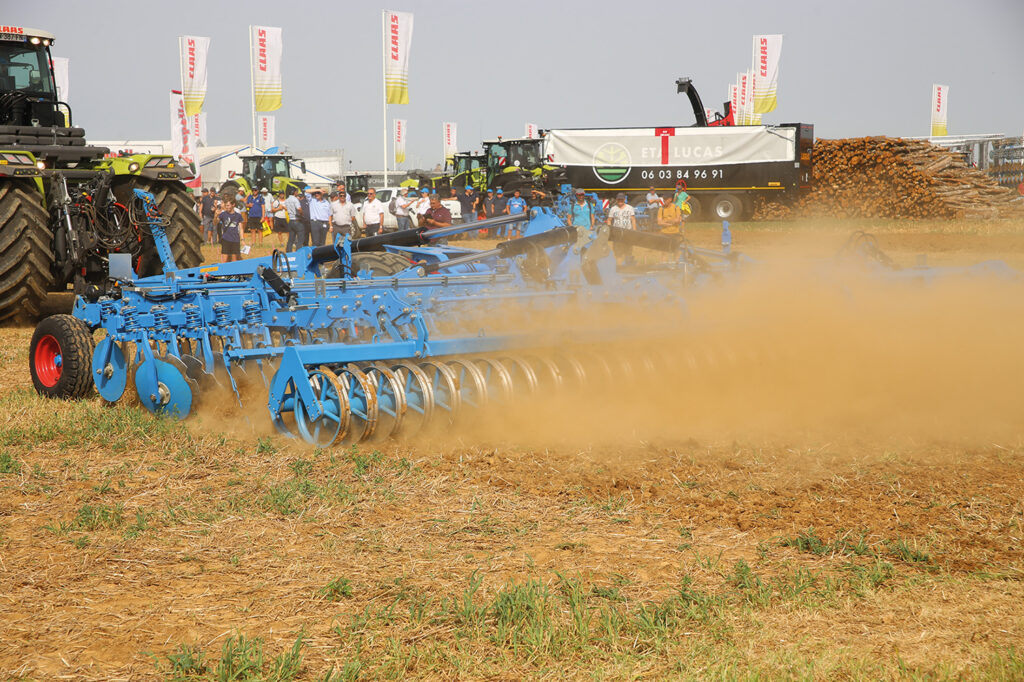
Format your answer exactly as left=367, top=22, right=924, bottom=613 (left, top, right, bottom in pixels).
left=219, top=179, right=242, bottom=199
left=325, top=252, right=414, bottom=279
left=0, top=179, right=55, bottom=324
left=117, top=179, right=203, bottom=276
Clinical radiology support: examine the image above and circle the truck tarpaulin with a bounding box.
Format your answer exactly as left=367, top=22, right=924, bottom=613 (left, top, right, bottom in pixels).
left=544, top=126, right=796, bottom=170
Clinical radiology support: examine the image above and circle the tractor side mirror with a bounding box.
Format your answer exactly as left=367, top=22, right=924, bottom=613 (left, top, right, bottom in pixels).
left=300, top=162, right=307, bottom=174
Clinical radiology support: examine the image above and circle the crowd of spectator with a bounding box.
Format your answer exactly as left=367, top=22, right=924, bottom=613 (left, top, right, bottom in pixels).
left=194, top=177, right=693, bottom=264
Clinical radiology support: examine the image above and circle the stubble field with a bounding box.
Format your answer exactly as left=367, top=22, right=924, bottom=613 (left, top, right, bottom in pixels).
left=1, top=217, right=1023, bottom=681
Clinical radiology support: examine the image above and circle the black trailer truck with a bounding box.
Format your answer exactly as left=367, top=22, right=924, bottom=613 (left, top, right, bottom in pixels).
left=539, top=78, right=813, bottom=221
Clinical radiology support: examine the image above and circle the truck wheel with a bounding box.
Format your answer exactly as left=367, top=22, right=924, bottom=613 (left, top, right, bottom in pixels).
left=124, top=180, right=203, bottom=275
left=0, top=179, right=55, bottom=323
left=30, top=314, right=95, bottom=399
left=325, top=252, right=414, bottom=279
left=710, top=194, right=743, bottom=221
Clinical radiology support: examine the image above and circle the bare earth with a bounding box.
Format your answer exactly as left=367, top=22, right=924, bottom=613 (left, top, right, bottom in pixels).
left=1, top=218, right=1022, bottom=680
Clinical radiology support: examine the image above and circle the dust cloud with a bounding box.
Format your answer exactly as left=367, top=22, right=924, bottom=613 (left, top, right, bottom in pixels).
left=451, top=251, right=1024, bottom=452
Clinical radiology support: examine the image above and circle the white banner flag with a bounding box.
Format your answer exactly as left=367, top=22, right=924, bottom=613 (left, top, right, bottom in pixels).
left=384, top=11, right=414, bottom=104
left=752, top=34, right=782, bottom=114
left=729, top=84, right=739, bottom=124
left=52, top=57, right=69, bottom=102
left=930, top=84, right=949, bottom=136
left=394, top=118, right=407, bottom=164
left=704, top=108, right=715, bottom=124
left=257, top=114, right=275, bottom=149
left=251, top=26, right=282, bottom=111
left=525, top=123, right=539, bottom=139
left=191, top=112, right=205, bottom=147
left=170, top=91, right=200, bottom=188
left=737, top=73, right=749, bottom=125
left=442, top=121, right=457, bottom=162
left=179, top=35, right=210, bottom=116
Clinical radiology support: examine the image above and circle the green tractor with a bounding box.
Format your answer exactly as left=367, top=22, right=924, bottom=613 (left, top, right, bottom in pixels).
left=449, top=152, right=486, bottom=191
left=0, top=25, right=202, bottom=322
left=482, top=137, right=566, bottom=194
left=219, top=153, right=307, bottom=198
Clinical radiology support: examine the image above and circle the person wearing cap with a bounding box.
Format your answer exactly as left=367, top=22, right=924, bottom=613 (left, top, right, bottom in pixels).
left=305, top=188, right=331, bottom=246
left=395, top=187, right=415, bottom=231
left=457, top=185, right=479, bottom=228
left=567, top=188, right=595, bottom=236
left=504, top=188, right=528, bottom=238
left=673, top=180, right=692, bottom=216
left=607, top=192, right=637, bottom=266
left=361, top=187, right=386, bottom=237
left=245, top=187, right=266, bottom=246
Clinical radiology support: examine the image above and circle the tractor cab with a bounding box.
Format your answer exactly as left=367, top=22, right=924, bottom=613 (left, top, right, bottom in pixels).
left=449, top=152, right=485, bottom=190
left=484, top=138, right=545, bottom=178
left=344, top=173, right=370, bottom=202
left=0, top=27, right=65, bottom=128
left=238, top=154, right=305, bottom=195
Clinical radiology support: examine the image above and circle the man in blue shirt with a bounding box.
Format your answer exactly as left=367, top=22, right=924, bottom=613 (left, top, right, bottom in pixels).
left=504, top=188, right=527, bottom=238
left=305, top=189, right=332, bottom=246
left=245, top=188, right=266, bottom=247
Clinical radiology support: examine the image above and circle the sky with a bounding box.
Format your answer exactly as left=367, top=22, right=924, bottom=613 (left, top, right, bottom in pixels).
left=11, top=0, right=1024, bottom=170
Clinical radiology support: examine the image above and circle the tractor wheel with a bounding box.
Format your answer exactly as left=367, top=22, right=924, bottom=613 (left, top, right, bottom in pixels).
left=119, top=179, right=203, bottom=276
left=0, top=179, right=55, bottom=323
left=325, top=252, right=414, bottom=279
left=29, top=314, right=95, bottom=399
left=219, top=180, right=241, bottom=199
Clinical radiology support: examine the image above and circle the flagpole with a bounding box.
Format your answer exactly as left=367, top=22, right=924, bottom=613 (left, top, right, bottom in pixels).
left=249, top=26, right=257, bottom=153
left=381, top=10, right=389, bottom=187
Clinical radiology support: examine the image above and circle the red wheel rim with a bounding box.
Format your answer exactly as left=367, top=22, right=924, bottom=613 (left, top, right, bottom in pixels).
left=34, top=334, right=62, bottom=387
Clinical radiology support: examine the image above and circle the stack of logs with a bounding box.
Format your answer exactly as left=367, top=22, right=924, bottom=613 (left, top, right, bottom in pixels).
left=757, top=137, right=1023, bottom=220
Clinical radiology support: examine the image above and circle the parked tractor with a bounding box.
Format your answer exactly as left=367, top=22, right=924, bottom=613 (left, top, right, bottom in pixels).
left=482, top=138, right=566, bottom=194
left=449, top=152, right=486, bottom=191
left=219, top=153, right=307, bottom=198
left=0, top=25, right=202, bottom=322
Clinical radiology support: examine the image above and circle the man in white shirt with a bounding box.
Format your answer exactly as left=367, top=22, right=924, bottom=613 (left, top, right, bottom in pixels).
left=394, top=187, right=414, bottom=231
left=330, top=192, right=357, bottom=238
left=607, top=192, right=637, bottom=266
left=361, top=188, right=386, bottom=237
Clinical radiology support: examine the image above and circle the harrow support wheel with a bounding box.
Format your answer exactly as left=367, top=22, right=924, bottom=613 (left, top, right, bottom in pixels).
left=295, top=368, right=349, bottom=447
left=271, top=366, right=351, bottom=446
left=339, top=364, right=378, bottom=443
left=419, top=361, right=461, bottom=425
left=364, top=364, right=406, bottom=441
left=473, top=357, right=514, bottom=403
left=30, top=314, right=95, bottom=399
left=446, top=359, right=489, bottom=410
left=391, top=362, right=435, bottom=436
